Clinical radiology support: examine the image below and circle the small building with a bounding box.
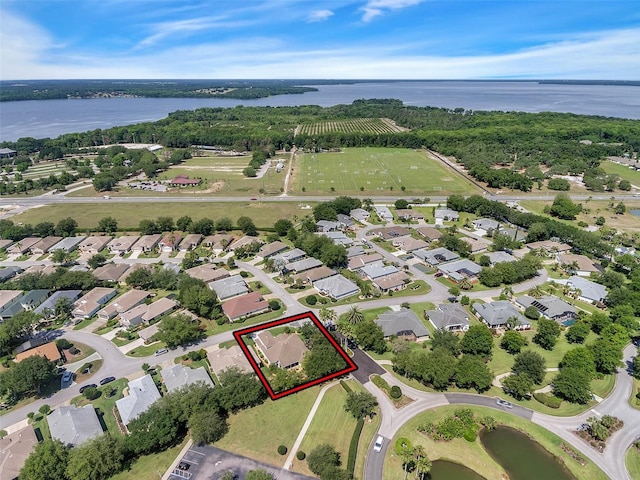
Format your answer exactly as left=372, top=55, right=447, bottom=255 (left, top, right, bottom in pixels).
left=7, top=237, right=40, bottom=254
left=374, top=205, right=394, bottom=222
left=107, top=235, right=140, bottom=254
left=336, top=214, right=355, bottom=230
left=434, top=208, right=459, bottom=222
left=0, top=148, right=17, bottom=158
left=272, top=248, right=307, bottom=265
left=49, top=236, right=83, bottom=253
left=202, top=234, right=234, bottom=253
left=159, top=233, right=182, bottom=252
left=222, top=292, right=269, bottom=322
left=0, top=290, right=24, bottom=311
left=413, top=247, right=459, bottom=266
left=170, top=174, right=202, bottom=186
left=372, top=271, right=410, bottom=292
left=293, top=266, right=337, bottom=284
left=565, top=276, right=608, bottom=304
left=375, top=309, right=430, bottom=341
left=348, top=253, right=384, bottom=272
left=178, top=234, right=203, bottom=252
left=257, top=241, right=288, bottom=259
left=437, top=259, right=482, bottom=282
left=346, top=245, right=365, bottom=258
left=160, top=364, right=213, bottom=393
left=472, top=218, right=500, bottom=236
left=0, top=426, right=38, bottom=480
left=30, top=236, right=63, bottom=255
left=516, top=295, right=577, bottom=323
left=209, top=275, right=249, bottom=301
left=499, top=227, right=527, bottom=242
left=316, top=220, right=339, bottom=233
left=20, top=264, right=57, bottom=277
left=78, top=236, right=112, bottom=255
left=0, top=266, right=24, bottom=282
left=370, top=226, right=411, bottom=241
left=461, top=237, right=489, bottom=254
left=34, top=290, right=82, bottom=318
left=92, top=263, right=129, bottom=282
left=426, top=304, right=470, bottom=332
left=395, top=209, right=424, bottom=221
left=185, top=264, right=230, bottom=283
left=0, top=239, right=14, bottom=251
left=97, top=289, right=150, bottom=322
left=414, top=226, right=443, bottom=242
left=487, top=251, right=517, bottom=265
left=557, top=253, right=602, bottom=276
left=254, top=330, right=309, bottom=369
left=314, top=274, right=360, bottom=300
left=0, top=289, right=50, bottom=320
left=116, top=375, right=162, bottom=426
left=15, top=342, right=61, bottom=363
left=283, top=257, right=323, bottom=274
left=350, top=208, right=370, bottom=222
left=208, top=345, right=256, bottom=379
left=119, top=297, right=177, bottom=327
left=228, top=236, right=264, bottom=252
left=360, top=262, right=398, bottom=280
left=318, top=231, right=354, bottom=246
left=72, top=287, right=117, bottom=320
left=47, top=405, right=103, bottom=447
left=473, top=301, right=530, bottom=330
left=131, top=234, right=162, bottom=253
left=392, top=237, right=429, bottom=253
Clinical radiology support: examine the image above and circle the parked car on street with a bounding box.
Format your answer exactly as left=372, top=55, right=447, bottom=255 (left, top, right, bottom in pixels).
left=79, top=384, right=97, bottom=393
left=99, top=376, right=116, bottom=385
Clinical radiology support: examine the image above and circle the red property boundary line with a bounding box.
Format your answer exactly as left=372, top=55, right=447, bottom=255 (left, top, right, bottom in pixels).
left=232, top=311, right=358, bottom=400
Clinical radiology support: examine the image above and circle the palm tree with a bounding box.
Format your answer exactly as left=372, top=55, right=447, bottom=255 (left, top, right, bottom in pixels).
left=528, top=285, right=544, bottom=298
left=319, top=307, right=337, bottom=325
left=400, top=444, right=414, bottom=480
left=459, top=278, right=472, bottom=291
left=413, top=445, right=432, bottom=480
left=346, top=306, right=364, bottom=324
left=501, top=286, right=514, bottom=299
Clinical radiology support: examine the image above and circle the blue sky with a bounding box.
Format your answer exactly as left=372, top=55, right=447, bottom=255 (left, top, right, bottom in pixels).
left=1, top=0, right=639, bottom=80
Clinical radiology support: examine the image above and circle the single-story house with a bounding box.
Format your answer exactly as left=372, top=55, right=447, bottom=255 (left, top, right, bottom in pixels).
left=78, top=236, right=112, bottom=255
left=15, top=341, right=61, bottom=363
left=314, top=274, right=360, bottom=300
left=348, top=253, right=384, bottom=271
left=0, top=239, right=14, bottom=251
left=317, top=220, right=339, bottom=232
left=30, top=236, right=63, bottom=255
left=395, top=209, right=425, bottom=221
left=222, top=292, right=269, bottom=322
left=414, top=226, right=443, bottom=242
left=254, top=330, right=309, bottom=369
left=293, top=266, right=337, bottom=284
left=360, top=262, right=398, bottom=280
left=0, top=148, right=17, bottom=158
left=119, top=297, right=177, bottom=327
left=336, top=214, right=355, bottom=230
left=118, top=264, right=149, bottom=284
left=473, top=301, right=530, bottom=330
left=487, top=251, right=517, bottom=265
left=414, top=247, right=459, bottom=266
left=0, top=266, right=23, bottom=282
left=426, top=304, right=470, bottom=332
left=159, top=233, right=182, bottom=252
left=566, top=276, right=608, bottom=304
left=107, top=235, right=140, bottom=254
left=272, top=248, right=307, bottom=265
left=437, top=259, right=482, bottom=282
left=472, top=218, right=500, bottom=236
left=318, top=231, right=353, bottom=246
left=20, top=264, right=57, bottom=277
left=283, top=257, right=323, bottom=274
left=350, top=208, right=370, bottom=222
left=161, top=364, right=214, bottom=392
left=461, top=237, right=489, bottom=254
left=15, top=335, right=49, bottom=355
left=72, top=287, right=117, bottom=320
left=228, top=236, right=264, bottom=252
left=499, top=227, right=527, bottom=242
left=526, top=240, right=572, bottom=255
left=116, top=375, right=162, bottom=426
left=392, top=237, right=430, bottom=253
left=0, top=289, right=50, bottom=320
left=257, top=241, right=288, bottom=259
left=185, top=264, right=230, bottom=283
left=138, top=323, right=160, bottom=343
left=49, top=236, right=83, bottom=252
left=209, top=275, right=249, bottom=300
left=434, top=208, right=459, bottom=222
left=0, top=426, right=38, bottom=480
left=375, top=309, right=430, bottom=341
left=47, top=405, right=103, bottom=447
left=370, top=226, right=411, bottom=241
left=557, top=253, right=602, bottom=276
left=178, top=234, right=203, bottom=252
left=131, top=234, right=162, bottom=253
left=516, top=295, right=577, bottom=323
left=33, top=290, right=82, bottom=317
left=0, top=290, right=24, bottom=311
left=346, top=245, right=365, bottom=258
left=202, top=234, right=234, bottom=253
left=374, top=205, right=394, bottom=222
left=97, top=289, right=150, bottom=322
left=208, top=345, right=256, bottom=379
left=372, top=271, right=410, bottom=292
left=7, top=237, right=40, bottom=254
left=170, top=174, right=202, bottom=186
left=92, top=263, right=130, bottom=282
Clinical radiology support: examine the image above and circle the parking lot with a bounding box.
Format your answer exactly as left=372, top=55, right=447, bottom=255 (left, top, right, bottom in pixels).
left=169, top=445, right=313, bottom=480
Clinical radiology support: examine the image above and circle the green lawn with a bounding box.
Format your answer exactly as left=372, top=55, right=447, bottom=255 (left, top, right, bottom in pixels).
left=72, top=378, right=128, bottom=434
left=630, top=377, right=640, bottom=410
left=12, top=202, right=317, bottom=230
left=626, top=445, right=640, bottom=480
left=601, top=160, right=640, bottom=185
left=110, top=438, right=188, bottom=480
left=384, top=405, right=609, bottom=480
left=216, top=386, right=320, bottom=467
left=126, top=342, right=167, bottom=358
left=292, top=148, right=479, bottom=195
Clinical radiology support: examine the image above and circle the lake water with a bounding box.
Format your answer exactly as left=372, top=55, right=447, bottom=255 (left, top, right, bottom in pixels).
left=480, top=426, right=576, bottom=480
left=1, top=81, right=639, bottom=142
left=630, top=209, right=640, bottom=217
left=430, top=460, right=486, bottom=480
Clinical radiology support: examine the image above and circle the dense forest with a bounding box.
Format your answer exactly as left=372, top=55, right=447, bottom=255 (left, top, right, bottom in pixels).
left=1, top=99, right=638, bottom=192
left=0, top=79, right=317, bottom=102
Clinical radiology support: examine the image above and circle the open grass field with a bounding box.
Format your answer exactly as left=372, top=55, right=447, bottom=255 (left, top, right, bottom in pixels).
left=601, top=161, right=640, bottom=186
left=520, top=199, right=640, bottom=232
left=110, top=439, right=188, bottom=480
left=215, top=386, right=320, bottom=468
left=12, top=201, right=315, bottom=230
left=291, top=148, right=479, bottom=196
left=383, top=405, right=609, bottom=480
left=626, top=446, right=640, bottom=480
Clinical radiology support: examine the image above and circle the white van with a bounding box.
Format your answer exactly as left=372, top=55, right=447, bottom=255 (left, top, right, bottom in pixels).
left=374, top=435, right=384, bottom=452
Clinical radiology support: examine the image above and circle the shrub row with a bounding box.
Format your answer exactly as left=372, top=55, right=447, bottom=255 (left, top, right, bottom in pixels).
left=533, top=392, right=562, bottom=409
left=340, top=379, right=353, bottom=393
left=346, top=418, right=364, bottom=477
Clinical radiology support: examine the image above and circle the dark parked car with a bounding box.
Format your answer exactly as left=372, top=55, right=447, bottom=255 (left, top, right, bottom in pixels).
left=99, top=376, right=116, bottom=385
left=79, top=384, right=97, bottom=393
left=178, top=462, right=190, bottom=471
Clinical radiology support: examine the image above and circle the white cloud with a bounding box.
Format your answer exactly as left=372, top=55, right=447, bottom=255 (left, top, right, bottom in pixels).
left=307, top=9, right=334, bottom=22
left=361, top=0, right=424, bottom=22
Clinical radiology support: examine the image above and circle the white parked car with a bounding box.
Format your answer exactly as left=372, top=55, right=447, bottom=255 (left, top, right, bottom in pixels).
left=373, top=435, right=384, bottom=452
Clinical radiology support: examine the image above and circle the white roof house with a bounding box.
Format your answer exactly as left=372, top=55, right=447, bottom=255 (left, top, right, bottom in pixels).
left=160, top=364, right=213, bottom=392
left=314, top=274, right=359, bottom=300
left=47, top=404, right=103, bottom=447
left=566, top=276, right=608, bottom=304
left=116, top=375, right=161, bottom=426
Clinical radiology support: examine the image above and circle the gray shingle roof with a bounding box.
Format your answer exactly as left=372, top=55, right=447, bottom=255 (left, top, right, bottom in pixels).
left=473, top=301, right=530, bottom=328
left=375, top=309, right=429, bottom=338
left=47, top=405, right=103, bottom=446
left=208, top=275, right=249, bottom=300
left=314, top=274, right=359, bottom=300
left=34, top=290, right=82, bottom=315
left=516, top=295, right=576, bottom=320
left=116, top=375, right=161, bottom=425
left=426, top=304, right=470, bottom=331
left=414, top=247, right=459, bottom=265
left=566, top=276, right=608, bottom=302
left=160, top=364, right=213, bottom=392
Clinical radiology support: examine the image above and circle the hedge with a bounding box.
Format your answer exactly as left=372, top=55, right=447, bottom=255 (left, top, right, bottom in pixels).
left=533, top=392, right=562, bottom=409
left=346, top=418, right=364, bottom=477
left=340, top=380, right=353, bottom=393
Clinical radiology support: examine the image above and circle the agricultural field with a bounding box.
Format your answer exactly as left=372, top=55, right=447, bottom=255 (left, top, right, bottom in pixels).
left=297, top=118, right=407, bottom=135
left=292, top=147, right=479, bottom=195
left=11, top=201, right=315, bottom=230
